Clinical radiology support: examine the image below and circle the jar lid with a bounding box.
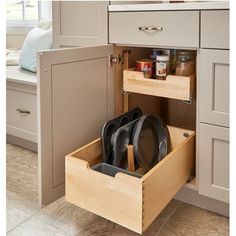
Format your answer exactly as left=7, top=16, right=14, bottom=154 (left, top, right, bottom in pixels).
left=156, top=55, right=170, bottom=61
left=136, top=59, right=153, bottom=63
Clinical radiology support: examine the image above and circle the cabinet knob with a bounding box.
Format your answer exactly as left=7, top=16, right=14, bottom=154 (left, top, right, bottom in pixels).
left=139, top=26, right=163, bottom=31
left=16, top=108, right=30, bottom=115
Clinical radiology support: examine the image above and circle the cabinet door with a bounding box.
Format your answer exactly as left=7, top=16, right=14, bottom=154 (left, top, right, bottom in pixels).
left=200, top=49, right=229, bottom=127
left=199, top=123, right=229, bottom=203
left=37, top=45, right=114, bottom=206
left=53, top=1, right=108, bottom=48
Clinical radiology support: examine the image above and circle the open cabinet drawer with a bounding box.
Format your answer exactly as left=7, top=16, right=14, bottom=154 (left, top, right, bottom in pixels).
left=65, top=126, right=195, bottom=234
left=124, top=68, right=195, bottom=101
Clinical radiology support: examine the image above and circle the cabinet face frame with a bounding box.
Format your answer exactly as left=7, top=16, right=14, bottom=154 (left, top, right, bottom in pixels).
left=199, top=123, right=229, bottom=203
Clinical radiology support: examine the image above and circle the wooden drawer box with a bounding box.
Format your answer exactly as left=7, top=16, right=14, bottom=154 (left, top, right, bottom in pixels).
left=109, top=11, right=199, bottom=48
left=201, top=10, right=229, bottom=49
left=65, top=126, right=195, bottom=234
left=123, top=69, right=195, bottom=101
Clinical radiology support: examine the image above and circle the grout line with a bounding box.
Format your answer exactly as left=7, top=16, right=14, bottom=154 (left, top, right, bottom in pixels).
left=155, top=202, right=181, bottom=235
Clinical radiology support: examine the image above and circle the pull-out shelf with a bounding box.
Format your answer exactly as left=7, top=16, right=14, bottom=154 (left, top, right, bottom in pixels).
left=65, top=126, right=195, bottom=234
left=123, top=68, right=195, bottom=101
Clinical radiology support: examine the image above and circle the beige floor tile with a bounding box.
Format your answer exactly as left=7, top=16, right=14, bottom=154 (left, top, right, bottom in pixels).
left=7, top=143, right=38, bottom=207
left=156, top=229, right=176, bottom=236
left=7, top=217, right=69, bottom=236
left=6, top=204, right=32, bottom=232
left=35, top=197, right=100, bottom=235
left=6, top=144, right=40, bottom=232
left=143, top=200, right=180, bottom=236
left=162, top=202, right=229, bottom=236
left=76, top=200, right=180, bottom=236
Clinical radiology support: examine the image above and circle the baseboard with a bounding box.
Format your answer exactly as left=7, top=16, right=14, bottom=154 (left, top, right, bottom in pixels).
left=175, top=186, right=229, bottom=217
left=7, top=134, right=38, bottom=152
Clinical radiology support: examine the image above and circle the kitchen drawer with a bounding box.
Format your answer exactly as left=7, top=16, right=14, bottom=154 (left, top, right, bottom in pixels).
left=201, top=10, right=229, bottom=49
left=65, top=126, right=195, bottom=233
left=199, top=123, right=229, bottom=203
left=199, top=49, right=229, bottom=127
left=123, top=68, right=195, bottom=101
left=109, top=11, right=199, bottom=48
left=7, top=88, right=37, bottom=142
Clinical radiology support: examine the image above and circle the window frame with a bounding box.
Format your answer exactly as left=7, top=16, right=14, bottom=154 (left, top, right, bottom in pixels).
left=6, top=1, right=42, bottom=35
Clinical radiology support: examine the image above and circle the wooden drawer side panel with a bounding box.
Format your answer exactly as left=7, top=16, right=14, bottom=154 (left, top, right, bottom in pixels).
left=65, top=156, right=143, bottom=234
left=142, top=132, right=195, bottom=231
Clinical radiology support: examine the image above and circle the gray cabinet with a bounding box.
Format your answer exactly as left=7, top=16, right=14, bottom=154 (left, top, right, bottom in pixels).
left=37, top=45, right=114, bottom=206
left=199, top=49, right=229, bottom=127
left=199, top=123, right=229, bottom=203
left=109, top=11, right=199, bottom=48
left=52, top=1, right=108, bottom=48
left=201, top=10, right=229, bottom=49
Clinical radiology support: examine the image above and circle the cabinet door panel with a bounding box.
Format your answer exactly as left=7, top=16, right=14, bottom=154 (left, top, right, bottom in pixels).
left=38, top=45, right=114, bottom=206
left=53, top=1, right=108, bottom=48
left=199, top=123, right=229, bottom=203
left=200, top=49, right=229, bottom=127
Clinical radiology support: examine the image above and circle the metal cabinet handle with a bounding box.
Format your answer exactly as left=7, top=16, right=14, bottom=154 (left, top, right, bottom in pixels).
left=16, top=108, right=30, bottom=114
left=139, top=26, right=163, bottom=31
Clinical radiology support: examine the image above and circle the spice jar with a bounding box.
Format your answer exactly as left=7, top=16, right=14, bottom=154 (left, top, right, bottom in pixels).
left=155, top=55, right=170, bottom=80
left=136, top=59, right=154, bottom=78
left=176, top=50, right=195, bottom=76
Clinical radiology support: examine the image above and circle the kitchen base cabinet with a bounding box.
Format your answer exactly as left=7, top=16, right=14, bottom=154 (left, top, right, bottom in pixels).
left=66, top=126, right=195, bottom=234
left=38, top=45, right=197, bottom=233
left=199, top=123, right=229, bottom=203
left=7, top=81, right=37, bottom=143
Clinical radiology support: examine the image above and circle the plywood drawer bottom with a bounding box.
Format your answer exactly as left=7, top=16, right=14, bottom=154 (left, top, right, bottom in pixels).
left=65, top=126, right=195, bottom=234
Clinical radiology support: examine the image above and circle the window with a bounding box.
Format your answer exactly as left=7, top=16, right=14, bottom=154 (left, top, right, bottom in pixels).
left=7, top=0, right=39, bottom=25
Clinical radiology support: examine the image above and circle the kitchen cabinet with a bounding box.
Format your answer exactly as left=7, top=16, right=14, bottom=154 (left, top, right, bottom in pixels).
left=38, top=4, right=229, bottom=234
left=37, top=46, right=114, bottom=205
left=199, top=123, right=229, bottom=203
left=201, top=10, right=229, bottom=49
left=109, top=11, right=199, bottom=48
left=6, top=66, right=37, bottom=144
left=199, top=49, right=229, bottom=127
left=198, top=10, right=230, bottom=204
left=52, top=1, right=108, bottom=48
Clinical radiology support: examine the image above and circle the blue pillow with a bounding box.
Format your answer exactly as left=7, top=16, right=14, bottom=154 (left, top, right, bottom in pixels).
left=19, top=27, right=52, bottom=73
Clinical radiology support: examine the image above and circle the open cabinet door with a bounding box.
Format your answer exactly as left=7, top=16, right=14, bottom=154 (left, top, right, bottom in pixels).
left=37, top=45, right=114, bottom=206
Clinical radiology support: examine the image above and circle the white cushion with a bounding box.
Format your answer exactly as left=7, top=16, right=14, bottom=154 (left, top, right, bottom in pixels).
left=19, top=27, right=52, bottom=73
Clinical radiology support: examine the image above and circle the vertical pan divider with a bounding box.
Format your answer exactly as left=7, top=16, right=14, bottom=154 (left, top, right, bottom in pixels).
left=127, top=144, right=135, bottom=172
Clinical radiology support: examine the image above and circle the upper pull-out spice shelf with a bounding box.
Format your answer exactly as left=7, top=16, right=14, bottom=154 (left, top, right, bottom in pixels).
left=123, top=68, right=195, bottom=101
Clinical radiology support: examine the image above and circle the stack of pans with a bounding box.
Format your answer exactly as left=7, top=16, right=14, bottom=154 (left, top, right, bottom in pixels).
left=93, top=108, right=170, bottom=177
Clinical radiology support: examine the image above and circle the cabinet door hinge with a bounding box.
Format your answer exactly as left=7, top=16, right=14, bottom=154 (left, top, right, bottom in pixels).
left=109, top=54, right=124, bottom=67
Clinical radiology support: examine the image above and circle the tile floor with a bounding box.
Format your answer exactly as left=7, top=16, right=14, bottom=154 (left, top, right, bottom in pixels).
left=6, top=143, right=229, bottom=236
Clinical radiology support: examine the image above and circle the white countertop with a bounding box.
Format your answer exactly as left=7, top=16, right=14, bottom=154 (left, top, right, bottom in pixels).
left=109, top=1, right=229, bottom=12
left=6, top=66, right=37, bottom=86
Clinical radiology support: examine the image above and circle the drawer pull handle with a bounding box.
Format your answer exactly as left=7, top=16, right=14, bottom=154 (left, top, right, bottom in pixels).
left=139, top=26, right=163, bottom=31
left=16, top=108, right=30, bottom=115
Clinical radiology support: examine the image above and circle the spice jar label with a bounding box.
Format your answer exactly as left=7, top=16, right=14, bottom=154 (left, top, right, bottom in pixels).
left=156, top=62, right=167, bottom=76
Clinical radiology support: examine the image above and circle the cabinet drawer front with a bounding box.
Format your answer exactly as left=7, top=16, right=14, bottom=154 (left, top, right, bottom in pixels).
left=201, top=10, right=229, bottom=49
left=65, top=126, right=195, bottom=233
left=199, top=49, right=229, bottom=127
left=7, top=89, right=37, bottom=141
left=199, top=123, right=229, bottom=203
left=109, top=11, right=199, bottom=48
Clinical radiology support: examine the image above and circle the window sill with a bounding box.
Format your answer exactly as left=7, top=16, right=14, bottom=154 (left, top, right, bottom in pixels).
left=6, top=25, right=36, bottom=35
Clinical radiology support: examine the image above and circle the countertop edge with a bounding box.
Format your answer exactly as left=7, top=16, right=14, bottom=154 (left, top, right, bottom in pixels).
left=108, top=1, right=229, bottom=12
